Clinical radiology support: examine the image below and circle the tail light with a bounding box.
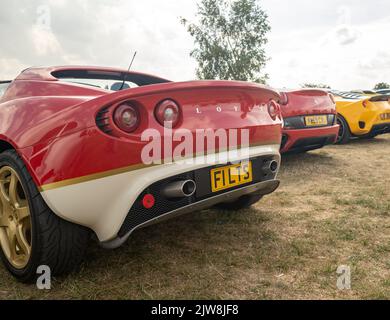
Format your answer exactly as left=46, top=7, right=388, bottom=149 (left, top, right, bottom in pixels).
left=268, top=100, right=282, bottom=120
left=113, top=103, right=140, bottom=133
left=279, top=92, right=289, bottom=105
left=155, top=99, right=181, bottom=128
left=329, top=93, right=336, bottom=105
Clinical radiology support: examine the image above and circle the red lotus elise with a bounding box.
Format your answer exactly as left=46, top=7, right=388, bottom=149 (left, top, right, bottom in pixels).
left=0, top=66, right=282, bottom=281
left=279, top=89, right=339, bottom=153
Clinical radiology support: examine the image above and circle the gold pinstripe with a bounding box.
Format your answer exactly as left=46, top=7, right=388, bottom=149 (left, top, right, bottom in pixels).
left=38, top=141, right=280, bottom=192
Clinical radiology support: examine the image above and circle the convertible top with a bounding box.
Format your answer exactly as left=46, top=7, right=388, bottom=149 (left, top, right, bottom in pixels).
left=15, top=66, right=171, bottom=87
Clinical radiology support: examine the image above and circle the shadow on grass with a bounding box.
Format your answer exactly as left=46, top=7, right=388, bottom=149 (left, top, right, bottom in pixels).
left=347, top=136, right=390, bottom=146
left=281, top=150, right=338, bottom=169
left=77, top=207, right=272, bottom=283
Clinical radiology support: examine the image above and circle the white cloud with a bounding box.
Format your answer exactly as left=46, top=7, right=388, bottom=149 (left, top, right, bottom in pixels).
left=0, top=0, right=197, bottom=80
left=334, top=25, right=361, bottom=45
left=0, top=0, right=389, bottom=91
left=264, top=1, right=390, bottom=90
left=30, top=26, right=62, bottom=56
left=0, top=58, right=28, bottom=78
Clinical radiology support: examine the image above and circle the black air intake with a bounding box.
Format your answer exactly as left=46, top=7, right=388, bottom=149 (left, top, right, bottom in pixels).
left=96, top=107, right=113, bottom=134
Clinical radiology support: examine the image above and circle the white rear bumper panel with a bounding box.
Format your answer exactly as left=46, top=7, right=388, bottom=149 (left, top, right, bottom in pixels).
left=41, top=144, right=281, bottom=242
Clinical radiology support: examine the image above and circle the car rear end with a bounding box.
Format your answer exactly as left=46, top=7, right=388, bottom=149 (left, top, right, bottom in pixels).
left=34, top=80, right=283, bottom=247
left=358, top=95, right=390, bottom=137
left=279, top=89, right=339, bottom=153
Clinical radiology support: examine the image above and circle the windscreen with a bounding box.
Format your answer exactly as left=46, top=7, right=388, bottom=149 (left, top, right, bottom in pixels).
left=0, top=82, right=10, bottom=97
left=59, top=78, right=139, bottom=91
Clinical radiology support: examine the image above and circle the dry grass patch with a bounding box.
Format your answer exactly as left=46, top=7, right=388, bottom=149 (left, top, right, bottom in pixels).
left=0, top=136, right=389, bottom=299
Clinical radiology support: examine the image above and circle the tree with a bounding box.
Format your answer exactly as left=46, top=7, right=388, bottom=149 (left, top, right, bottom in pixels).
left=301, top=83, right=331, bottom=89
left=181, top=0, right=270, bottom=83
left=374, top=82, right=390, bottom=90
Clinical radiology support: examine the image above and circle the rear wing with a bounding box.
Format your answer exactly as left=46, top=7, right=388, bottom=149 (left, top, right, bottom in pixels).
left=285, top=89, right=329, bottom=96
left=369, top=95, right=390, bottom=102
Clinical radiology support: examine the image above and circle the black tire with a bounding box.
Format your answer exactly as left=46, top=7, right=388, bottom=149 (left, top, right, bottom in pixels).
left=336, top=115, right=351, bottom=144
left=216, top=194, right=263, bottom=211
left=0, top=150, right=89, bottom=283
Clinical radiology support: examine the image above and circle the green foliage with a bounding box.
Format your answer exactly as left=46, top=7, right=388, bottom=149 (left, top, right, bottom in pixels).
left=301, top=83, right=331, bottom=89
left=373, top=82, right=390, bottom=90
left=181, top=0, right=270, bottom=83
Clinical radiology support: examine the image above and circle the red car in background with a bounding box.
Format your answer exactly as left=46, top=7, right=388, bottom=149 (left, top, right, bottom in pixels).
left=279, top=89, right=339, bottom=153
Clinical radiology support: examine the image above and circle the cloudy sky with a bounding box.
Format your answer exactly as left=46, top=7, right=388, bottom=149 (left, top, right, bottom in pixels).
left=0, top=0, right=389, bottom=90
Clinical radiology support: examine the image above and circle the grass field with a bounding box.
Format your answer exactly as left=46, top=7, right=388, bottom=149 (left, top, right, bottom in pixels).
left=1, top=136, right=389, bottom=300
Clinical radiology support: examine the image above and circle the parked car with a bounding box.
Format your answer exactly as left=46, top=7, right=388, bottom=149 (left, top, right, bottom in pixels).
left=279, top=89, right=339, bottom=153
left=0, top=66, right=283, bottom=281
left=376, top=89, right=390, bottom=95
left=332, top=90, right=390, bottom=143
left=350, top=90, right=377, bottom=96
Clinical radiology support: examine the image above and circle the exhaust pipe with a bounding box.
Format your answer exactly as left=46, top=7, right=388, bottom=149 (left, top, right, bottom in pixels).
left=263, top=160, right=279, bottom=174
left=162, top=180, right=197, bottom=199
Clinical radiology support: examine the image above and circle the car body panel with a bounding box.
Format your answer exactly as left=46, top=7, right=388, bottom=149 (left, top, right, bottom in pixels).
left=0, top=66, right=283, bottom=243
left=9, top=81, right=282, bottom=187
left=40, top=143, right=280, bottom=241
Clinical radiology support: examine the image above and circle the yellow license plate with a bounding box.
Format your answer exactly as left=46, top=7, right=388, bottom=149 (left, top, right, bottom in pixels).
left=305, top=115, right=328, bottom=127
left=210, top=162, right=253, bottom=193
left=380, top=113, right=390, bottom=121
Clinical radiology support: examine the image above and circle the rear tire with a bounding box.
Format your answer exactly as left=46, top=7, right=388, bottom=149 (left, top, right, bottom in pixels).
left=216, top=194, right=263, bottom=211
left=336, top=115, right=351, bottom=144
left=0, top=150, right=89, bottom=283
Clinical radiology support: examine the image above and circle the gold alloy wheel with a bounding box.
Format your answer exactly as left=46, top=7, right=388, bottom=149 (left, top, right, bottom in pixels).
left=0, top=166, right=32, bottom=269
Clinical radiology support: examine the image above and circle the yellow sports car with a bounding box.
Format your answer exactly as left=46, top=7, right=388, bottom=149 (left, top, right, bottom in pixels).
left=332, top=91, right=390, bottom=144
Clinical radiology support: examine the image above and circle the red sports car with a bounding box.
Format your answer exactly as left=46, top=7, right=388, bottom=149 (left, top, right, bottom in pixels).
left=279, top=89, right=339, bottom=153
left=0, top=66, right=282, bottom=281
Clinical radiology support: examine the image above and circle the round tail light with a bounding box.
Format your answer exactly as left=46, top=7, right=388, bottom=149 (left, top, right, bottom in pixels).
left=113, top=103, right=139, bottom=133
left=279, top=92, right=289, bottom=105
left=155, top=100, right=181, bottom=128
left=268, top=100, right=281, bottom=120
